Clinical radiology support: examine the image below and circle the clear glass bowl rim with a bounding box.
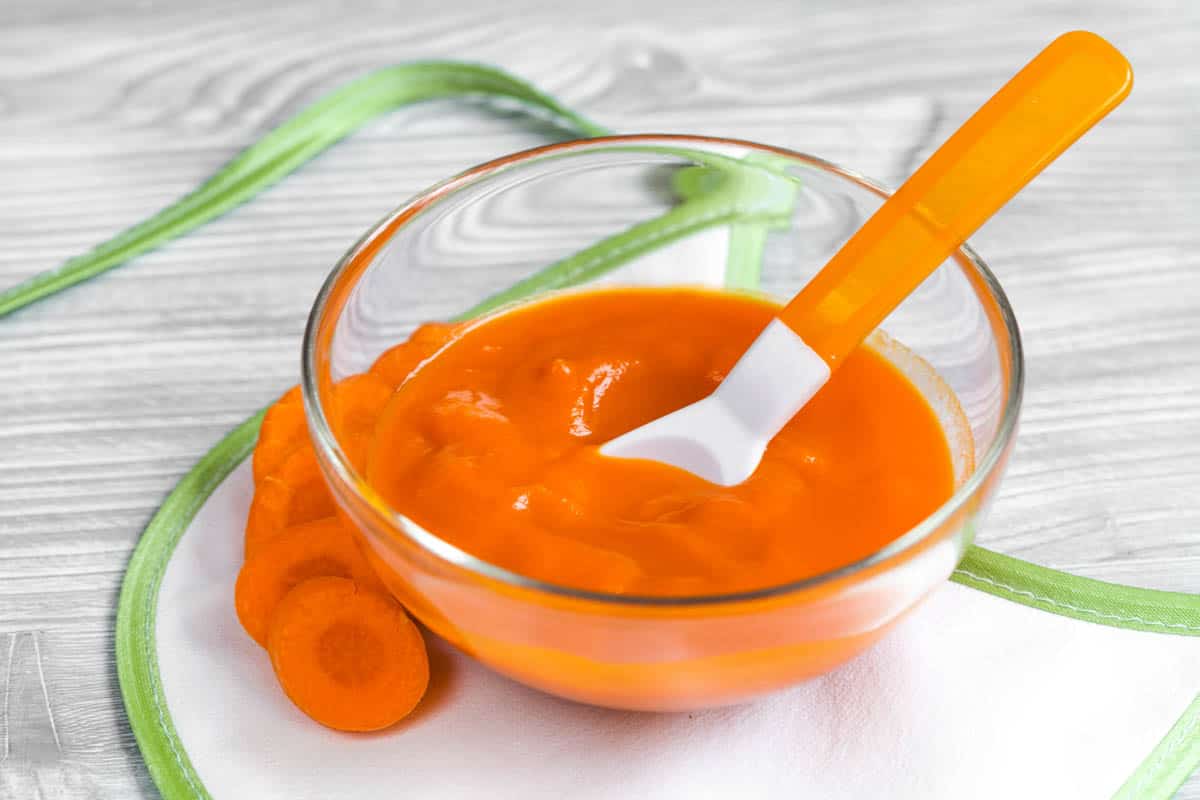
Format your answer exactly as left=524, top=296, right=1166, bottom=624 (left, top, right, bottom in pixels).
left=301, top=134, right=1026, bottom=608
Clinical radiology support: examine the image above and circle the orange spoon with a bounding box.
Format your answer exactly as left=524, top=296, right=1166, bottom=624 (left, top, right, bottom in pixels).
left=603, top=31, right=1133, bottom=485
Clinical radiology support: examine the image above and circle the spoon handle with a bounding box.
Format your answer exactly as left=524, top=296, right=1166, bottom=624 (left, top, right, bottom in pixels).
left=779, top=30, right=1132, bottom=366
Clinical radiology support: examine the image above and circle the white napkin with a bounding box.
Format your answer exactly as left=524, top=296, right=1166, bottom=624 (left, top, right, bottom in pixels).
left=154, top=463, right=1200, bottom=800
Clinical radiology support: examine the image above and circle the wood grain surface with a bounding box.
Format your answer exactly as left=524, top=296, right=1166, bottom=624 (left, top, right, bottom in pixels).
left=1, top=0, right=1197, bottom=796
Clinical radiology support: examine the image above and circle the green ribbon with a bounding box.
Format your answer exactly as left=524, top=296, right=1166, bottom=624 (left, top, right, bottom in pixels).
left=0, top=61, right=612, bottom=318
left=0, top=61, right=794, bottom=319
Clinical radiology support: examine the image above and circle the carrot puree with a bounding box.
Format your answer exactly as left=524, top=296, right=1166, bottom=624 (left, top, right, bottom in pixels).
left=366, top=287, right=955, bottom=597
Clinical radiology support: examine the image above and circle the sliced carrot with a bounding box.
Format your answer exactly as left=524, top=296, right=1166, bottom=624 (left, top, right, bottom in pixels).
left=253, top=386, right=304, bottom=484
left=329, top=372, right=393, bottom=432
left=235, top=517, right=381, bottom=646
left=243, top=476, right=295, bottom=559
left=410, top=320, right=462, bottom=346
left=370, top=342, right=424, bottom=389
left=267, top=576, right=429, bottom=732
left=328, top=373, right=393, bottom=473
left=254, top=374, right=393, bottom=485
left=244, top=446, right=336, bottom=559
left=369, top=321, right=462, bottom=388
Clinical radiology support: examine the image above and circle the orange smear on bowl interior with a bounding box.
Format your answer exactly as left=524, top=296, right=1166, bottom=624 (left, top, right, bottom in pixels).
left=367, top=287, right=956, bottom=597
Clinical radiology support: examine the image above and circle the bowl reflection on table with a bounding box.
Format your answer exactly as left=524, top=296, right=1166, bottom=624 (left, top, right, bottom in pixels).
left=301, top=135, right=1022, bottom=711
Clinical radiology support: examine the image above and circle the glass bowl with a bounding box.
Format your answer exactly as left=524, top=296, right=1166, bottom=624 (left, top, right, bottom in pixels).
left=301, top=135, right=1023, bottom=711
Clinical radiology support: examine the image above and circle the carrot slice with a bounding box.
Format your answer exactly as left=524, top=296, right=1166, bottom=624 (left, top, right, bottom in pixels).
left=253, top=373, right=393, bottom=485
left=267, top=576, right=429, bottom=732
left=410, top=320, right=462, bottom=346
left=369, top=322, right=462, bottom=388
left=243, top=476, right=295, bottom=559
left=235, top=517, right=381, bottom=646
left=253, top=386, right=304, bottom=484
left=328, top=373, right=393, bottom=473
left=369, top=342, right=423, bottom=389
left=244, top=446, right=336, bottom=559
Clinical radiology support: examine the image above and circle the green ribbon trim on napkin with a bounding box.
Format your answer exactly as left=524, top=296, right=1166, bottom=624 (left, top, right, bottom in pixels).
left=721, top=153, right=799, bottom=288
left=1114, top=693, right=1200, bottom=800
left=954, top=546, right=1200, bottom=636
left=115, top=414, right=261, bottom=800
left=1, top=58, right=1195, bottom=800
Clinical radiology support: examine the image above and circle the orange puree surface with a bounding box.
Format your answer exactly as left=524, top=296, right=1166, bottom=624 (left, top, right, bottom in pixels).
left=366, top=288, right=955, bottom=597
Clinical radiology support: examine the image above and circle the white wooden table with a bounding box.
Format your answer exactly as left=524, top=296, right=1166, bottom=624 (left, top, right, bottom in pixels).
left=1, top=0, right=1197, bottom=796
